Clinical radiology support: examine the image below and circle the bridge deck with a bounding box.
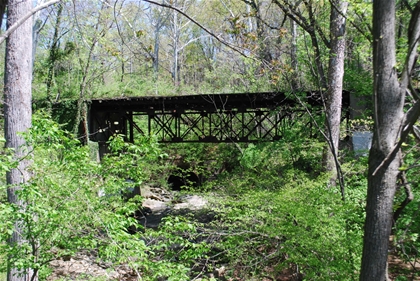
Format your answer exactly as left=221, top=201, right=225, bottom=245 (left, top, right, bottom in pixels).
left=89, top=92, right=310, bottom=111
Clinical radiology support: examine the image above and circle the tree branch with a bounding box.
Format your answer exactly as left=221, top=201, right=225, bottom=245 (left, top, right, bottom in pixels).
left=400, top=1, right=420, bottom=91
left=372, top=98, right=420, bottom=176
left=0, top=0, right=62, bottom=45
left=272, top=0, right=311, bottom=32
left=303, top=0, right=330, bottom=48
left=141, top=0, right=249, bottom=58
left=393, top=155, right=414, bottom=223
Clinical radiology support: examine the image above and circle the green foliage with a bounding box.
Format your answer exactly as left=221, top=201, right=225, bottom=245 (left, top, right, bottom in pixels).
left=102, top=133, right=165, bottom=191
left=141, top=216, right=212, bottom=280
left=189, top=121, right=366, bottom=280
left=1, top=113, right=101, bottom=275
left=205, top=175, right=363, bottom=280
left=239, top=117, right=325, bottom=181
left=344, top=66, right=372, bottom=98
left=0, top=111, right=371, bottom=280
left=0, top=113, right=176, bottom=280
left=392, top=138, right=420, bottom=280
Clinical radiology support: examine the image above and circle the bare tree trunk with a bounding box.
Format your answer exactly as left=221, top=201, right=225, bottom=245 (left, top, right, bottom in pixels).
left=72, top=1, right=108, bottom=137
left=290, top=18, right=299, bottom=90
left=4, top=0, right=34, bottom=280
left=172, top=6, right=179, bottom=86
left=153, top=25, right=160, bottom=76
left=360, top=0, right=404, bottom=279
left=46, top=3, right=63, bottom=110
left=323, top=0, right=348, bottom=190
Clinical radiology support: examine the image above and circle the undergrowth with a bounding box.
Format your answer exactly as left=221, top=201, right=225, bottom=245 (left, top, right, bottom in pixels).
left=0, top=113, right=380, bottom=280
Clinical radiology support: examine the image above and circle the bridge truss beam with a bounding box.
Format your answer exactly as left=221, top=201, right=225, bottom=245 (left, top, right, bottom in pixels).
left=143, top=108, right=303, bottom=143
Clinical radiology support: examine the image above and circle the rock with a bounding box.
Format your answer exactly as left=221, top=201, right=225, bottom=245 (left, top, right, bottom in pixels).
left=173, top=195, right=207, bottom=210
left=46, top=251, right=123, bottom=281
left=142, top=198, right=169, bottom=213
left=214, top=266, right=227, bottom=280
left=140, top=185, right=154, bottom=198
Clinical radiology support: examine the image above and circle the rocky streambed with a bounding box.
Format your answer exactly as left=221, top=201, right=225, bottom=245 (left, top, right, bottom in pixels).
left=47, top=186, right=218, bottom=281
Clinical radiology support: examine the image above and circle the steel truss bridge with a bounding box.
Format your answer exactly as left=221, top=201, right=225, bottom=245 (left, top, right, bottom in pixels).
left=88, top=92, right=348, bottom=145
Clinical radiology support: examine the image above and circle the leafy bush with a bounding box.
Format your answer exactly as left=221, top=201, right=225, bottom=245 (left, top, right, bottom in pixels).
left=392, top=137, right=420, bottom=279
left=0, top=113, right=206, bottom=280
left=189, top=131, right=367, bottom=280
left=203, top=173, right=364, bottom=280
left=0, top=111, right=374, bottom=280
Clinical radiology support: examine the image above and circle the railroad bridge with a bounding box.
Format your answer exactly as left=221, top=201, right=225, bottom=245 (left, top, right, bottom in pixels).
left=88, top=91, right=349, bottom=151
left=87, top=91, right=350, bottom=189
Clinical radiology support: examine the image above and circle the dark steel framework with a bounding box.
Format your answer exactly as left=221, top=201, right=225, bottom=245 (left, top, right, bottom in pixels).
left=88, top=92, right=334, bottom=144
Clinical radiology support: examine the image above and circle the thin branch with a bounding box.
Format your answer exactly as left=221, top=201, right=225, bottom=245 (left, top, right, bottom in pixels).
left=141, top=0, right=250, bottom=58
left=400, top=1, right=420, bottom=90
left=220, top=0, right=235, bottom=17
left=303, top=0, right=330, bottom=48
left=408, top=80, right=420, bottom=101
left=372, top=98, right=420, bottom=176
left=178, top=35, right=210, bottom=53
left=272, top=0, right=311, bottom=32
left=0, top=0, right=62, bottom=45
left=393, top=155, right=414, bottom=223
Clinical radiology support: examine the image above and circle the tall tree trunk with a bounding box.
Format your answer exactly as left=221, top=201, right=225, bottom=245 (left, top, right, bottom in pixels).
left=73, top=1, right=108, bottom=137
left=153, top=25, right=160, bottom=76
left=290, top=18, right=299, bottom=90
left=153, top=26, right=161, bottom=95
left=323, top=0, right=348, bottom=189
left=360, top=0, right=404, bottom=279
left=172, top=7, right=180, bottom=86
left=4, top=0, right=34, bottom=280
left=249, top=0, right=272, bottom=63
left=46, top=3, right=63, bottom=111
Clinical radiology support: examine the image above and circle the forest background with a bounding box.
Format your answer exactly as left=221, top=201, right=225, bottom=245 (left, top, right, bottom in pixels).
left=0, top=0, right=419, bottom=280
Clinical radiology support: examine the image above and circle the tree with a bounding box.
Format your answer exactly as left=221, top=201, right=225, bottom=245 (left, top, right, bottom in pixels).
left=164, top=0, right=206, bottom=86
left=72, top=0, right=113, bottom=136
left=45, top=2, right=63, bottom=111
left=2, top=1, right=62, bottom=280
left=360, top=0, right=420, bottom=279
left=273, top=0, right=329, bottom=89
left=245, top=0, right=273, bottom=63
left=273, top=0, right=348, bottom=188
left=4, top=1, right=34, bottom=281
left=324, top=0, right=348, bottom=190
